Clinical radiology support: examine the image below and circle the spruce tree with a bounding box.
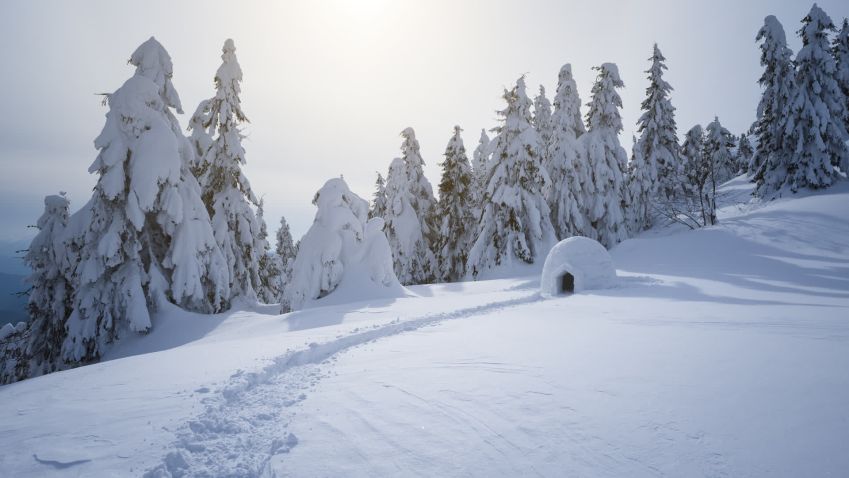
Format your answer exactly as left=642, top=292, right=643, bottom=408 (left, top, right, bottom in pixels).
left=255, top=199, right=281, bottom=304
left=581, top=63, right=629, bottom=247
left=198, top=39, right=265, bottom=302
left=759, top=5, right=848, bottom=194
left=1, top=195, right=73, bottom=383
left=62, top=37, right=229, bottom=364
left=467, top=77, right=556, bottom=277
left=369, top=172, right=388, bottom=220
left=383, top=156, right=436, bottom=285
left=381, top=128, right=437, bottom=284
left=834, top=19, right=849, bottom=125
left=547, top=64, right=588, bottom=239
left=626, top=135, right=653, bottom=235
left=471, top=128, right=491, bottom=215
left=532, top=85, right=554, bottom=165
left=275, top=216, right=297, bottom=311
left=187, top=98, right=213, bottom=177
left=434, top=126, right=476, bottom=282
left=703, top=117, right=735, bottom=223
left=636, top=44, right=678, bottom=206
left=752, top=16, right=796, bottom=179
left=737, top=133, right=755, bottom=174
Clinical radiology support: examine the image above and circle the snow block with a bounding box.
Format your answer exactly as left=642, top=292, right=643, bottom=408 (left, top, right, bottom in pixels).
left=540, top=237, right=616, bottom=297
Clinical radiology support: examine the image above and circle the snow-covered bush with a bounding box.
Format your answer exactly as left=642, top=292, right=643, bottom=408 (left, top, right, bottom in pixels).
left=540, top=236, right=616, bottom=297
left=284, top=178, right=403, bottom=311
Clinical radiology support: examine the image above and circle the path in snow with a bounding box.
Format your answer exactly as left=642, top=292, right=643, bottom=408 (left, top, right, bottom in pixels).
left=143, top=292, right=541, bottom=477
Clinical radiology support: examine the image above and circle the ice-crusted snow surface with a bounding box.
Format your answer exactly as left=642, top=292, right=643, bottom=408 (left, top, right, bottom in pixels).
left=1, top=178, right=849, bottom=477
left=540, top=236, right=616, bottom=296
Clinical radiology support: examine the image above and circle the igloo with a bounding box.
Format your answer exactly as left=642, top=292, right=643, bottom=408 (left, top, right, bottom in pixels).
left=540, top=237, right=616, bottom=297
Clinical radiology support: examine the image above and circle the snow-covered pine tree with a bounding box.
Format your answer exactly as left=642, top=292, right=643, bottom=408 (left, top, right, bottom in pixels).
left=758, top=5, right=849, bottom=194
left=369, top=172, right=388, bottom=220
left=381, top=128, right=437, bottom=284
left=187, top=98, right=213, bottom=177
left=547, top=64, right=588, bottom=240
left=0, top=195, right=72, bottom=383
left=532, top=85, right=554, bottom=165
left=680, top=125, right=705, bottom=199
left=471, top=128, right=492, bottom=215
left=467, top=77, right=557, bottom=278
left=701, top=117, right=735, bottom=223
left=636, top=44, right=678, bottom=208
left=198, top=39, right=265, bottom=302
left=61, top=37, right=229, bottom=365
left=626, top=134, right=654, bottom=235
left=399, top=127, right=438, bottom=246
left=275, top=215, right=297, bottom=311
left=255, top=198, right=281, bottom=304
left=834, top=19, right=849, bottom=125
left=434, top=126, right=476, bottom=282
left=383, top=157, right=436, bottom=285
left=580, top=63, right=629, bottom=247
left=737, top=133, right=755, bottom=174
left=751, top=15, right=796, bottom=179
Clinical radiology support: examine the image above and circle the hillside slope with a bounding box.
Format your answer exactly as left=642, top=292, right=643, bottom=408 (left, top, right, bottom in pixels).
left=0, top=180, right=847, bottom=477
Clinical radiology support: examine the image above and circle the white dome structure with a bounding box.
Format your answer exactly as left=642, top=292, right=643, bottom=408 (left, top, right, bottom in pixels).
left=540, top=237, right=616, bottom=297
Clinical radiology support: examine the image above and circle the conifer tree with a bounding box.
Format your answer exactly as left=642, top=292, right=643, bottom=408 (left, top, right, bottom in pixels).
left=197, top=39, right=265, bottom=301
left=369, top=172, right=388, bottom=220
left=275, top=216, right=297, bottom=311
left=758, top=5, right=848, bottom=194
left=383, top=157, right=436, bottom=285
left=737, top=133, right=755, bottom=174
left=581, top=63, right=629, bottom=247
left=381, top=128, right=437, bottom=284
left=834, top=19, right=849, bottom=125
left=626, top=135, right=654, bottom=235
left=187, top=99, right=213, bottom=176
left=532, top=85, right=554, bottom=165
left=752, top=16, right=796, bottom=179
left=1, top=195, right=73, bottom=383
left=434, top=126, right=476, bottom=282
left=680, top=125, right=705, bottom=200
left=61, top=37, right=229, bottom=364
left=547, top=64, right=588, bottom=239
left=467, top=77, right=556, bottom=277
left=255, top=199, right=281, bottom=304
left=636, top=44, right=678, bottom=206
left=471, top=129, right=491, bottom=215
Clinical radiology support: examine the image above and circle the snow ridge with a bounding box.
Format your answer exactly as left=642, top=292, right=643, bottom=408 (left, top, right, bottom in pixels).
left=144, top=292, right=540, bottom=477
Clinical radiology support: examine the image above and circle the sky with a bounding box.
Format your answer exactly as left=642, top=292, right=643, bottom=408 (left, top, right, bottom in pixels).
left=0, top=0, right=846, bottom=244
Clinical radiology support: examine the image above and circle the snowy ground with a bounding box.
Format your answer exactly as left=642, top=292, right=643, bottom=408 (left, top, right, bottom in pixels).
left=1, top=178, right=848, bottom=477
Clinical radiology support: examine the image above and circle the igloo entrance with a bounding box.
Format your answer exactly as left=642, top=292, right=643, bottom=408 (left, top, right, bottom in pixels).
left=560, top=272, right=575, bottom=294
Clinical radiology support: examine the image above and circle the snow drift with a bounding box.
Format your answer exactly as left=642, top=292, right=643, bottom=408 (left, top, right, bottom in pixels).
left=540, top=236, right=616, bottom=297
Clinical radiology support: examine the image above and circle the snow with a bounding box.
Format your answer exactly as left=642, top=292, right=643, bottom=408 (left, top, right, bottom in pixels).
left=285, top=178, right=406, bottom=311
left=540, top=236, right=616, bottom=297
left=1, top=180, right=849, bottom=476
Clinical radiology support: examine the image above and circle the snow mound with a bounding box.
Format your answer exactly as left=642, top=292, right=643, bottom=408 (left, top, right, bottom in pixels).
left=540, top=236, right=616, bottom=297
left=285, top=178, right=408, bottom=311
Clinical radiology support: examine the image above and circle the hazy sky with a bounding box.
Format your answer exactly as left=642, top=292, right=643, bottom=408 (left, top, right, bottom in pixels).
left=0, top=0, right=846, bottom=242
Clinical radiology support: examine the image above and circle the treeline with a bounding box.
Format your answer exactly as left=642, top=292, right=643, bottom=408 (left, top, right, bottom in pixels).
left=1, top=3, right=847, bottom=384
